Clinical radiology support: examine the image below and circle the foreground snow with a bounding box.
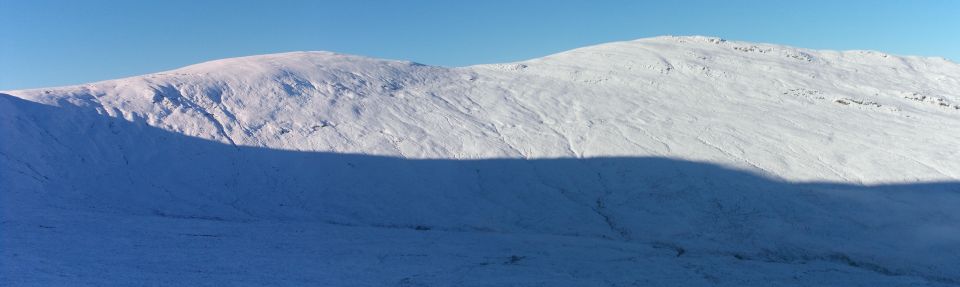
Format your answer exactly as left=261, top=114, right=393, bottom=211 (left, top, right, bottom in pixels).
left=2, top=36, right=959, bottom=285
left=4, top=209, right=953, bottom=287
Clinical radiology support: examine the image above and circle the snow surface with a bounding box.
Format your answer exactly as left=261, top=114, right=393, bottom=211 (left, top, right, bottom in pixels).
left=2, top=36, right=959, bottom=286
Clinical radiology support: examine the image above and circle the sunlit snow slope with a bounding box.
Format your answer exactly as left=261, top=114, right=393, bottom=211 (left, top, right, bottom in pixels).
left=2, top=36, right=959, bottom=286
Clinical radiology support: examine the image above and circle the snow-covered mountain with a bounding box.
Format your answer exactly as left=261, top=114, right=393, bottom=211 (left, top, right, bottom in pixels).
left=2, top=36, right=959, bottom=286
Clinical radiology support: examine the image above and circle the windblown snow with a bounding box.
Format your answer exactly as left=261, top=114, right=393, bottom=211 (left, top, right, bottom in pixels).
left=2, top=36, right=959, bottom=286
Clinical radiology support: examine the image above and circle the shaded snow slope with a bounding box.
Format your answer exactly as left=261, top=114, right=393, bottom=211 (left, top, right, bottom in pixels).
left=2, top=36, right=960, bottom=285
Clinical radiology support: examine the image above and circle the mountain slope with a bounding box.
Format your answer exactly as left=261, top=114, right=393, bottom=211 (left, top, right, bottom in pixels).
left=2, top=36, right=959, bottom=286
left=9, top=36, right=959, bottom=181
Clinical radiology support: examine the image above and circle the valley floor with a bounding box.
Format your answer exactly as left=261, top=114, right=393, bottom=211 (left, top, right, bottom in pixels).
left=2, top=210, right=950, bottom=287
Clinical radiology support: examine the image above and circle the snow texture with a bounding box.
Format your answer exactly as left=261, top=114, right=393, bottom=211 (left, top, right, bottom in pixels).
left=2, top=36, right=959, bottom=286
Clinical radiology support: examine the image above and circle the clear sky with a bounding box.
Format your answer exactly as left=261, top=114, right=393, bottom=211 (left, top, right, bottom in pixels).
left=1, top=0, right=957, bottom=90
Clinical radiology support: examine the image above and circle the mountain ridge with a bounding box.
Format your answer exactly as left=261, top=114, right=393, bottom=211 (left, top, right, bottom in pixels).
left=6, top=36, right=957, bottom=93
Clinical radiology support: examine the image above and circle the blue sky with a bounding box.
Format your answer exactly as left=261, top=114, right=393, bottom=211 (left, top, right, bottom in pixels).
left=1, top=0, right=957, bottom=90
